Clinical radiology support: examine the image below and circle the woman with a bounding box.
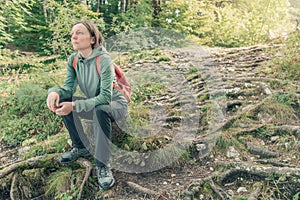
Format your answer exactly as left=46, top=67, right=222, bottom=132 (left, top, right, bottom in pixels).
left=46, top=20, right=128, bottom=190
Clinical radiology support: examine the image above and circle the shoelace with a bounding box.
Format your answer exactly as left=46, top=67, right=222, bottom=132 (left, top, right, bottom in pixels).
left=70, top=148, right=78, bottom=154
left=98, top=167, right=110, bottom=177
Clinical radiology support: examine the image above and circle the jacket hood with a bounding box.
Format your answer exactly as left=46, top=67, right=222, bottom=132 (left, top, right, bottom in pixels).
left=77, top=45, right=108, bottom=61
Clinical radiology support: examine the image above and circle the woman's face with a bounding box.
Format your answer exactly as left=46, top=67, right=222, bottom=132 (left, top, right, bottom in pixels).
left=71, top=23, right=95, bottom=51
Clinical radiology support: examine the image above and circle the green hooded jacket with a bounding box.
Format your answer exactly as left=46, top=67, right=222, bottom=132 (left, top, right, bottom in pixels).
left=48, top=46, right=127, bottom=112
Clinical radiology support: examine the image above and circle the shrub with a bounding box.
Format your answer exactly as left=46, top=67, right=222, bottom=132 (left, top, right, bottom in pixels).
left=0, top=83, right=62, bottom=146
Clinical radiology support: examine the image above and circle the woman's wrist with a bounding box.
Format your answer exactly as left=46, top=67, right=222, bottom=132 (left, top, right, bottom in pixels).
left=72, top=101, right=76, bottom=111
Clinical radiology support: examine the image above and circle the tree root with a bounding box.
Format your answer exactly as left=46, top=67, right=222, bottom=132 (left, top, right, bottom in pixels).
left=126, top=181, right=169, bottom=199
left=10, top=172, right=18, bottom=200
left=247, top=142, right=279, bottom=158
left=182, top=174, right=216, bottom=200
left=209, top=180, right=231, bottom=200
left=217, top=161, right=300, bottom=184
left=182, top=160, right=300, bottom=200
left=76, top=158, right=93, bottom=200
left=0, top=153, right=60, bottom=178
left=1, top=153, right=95, bottom=200
left=248, top=182, right=262, bottom=200
left=253, top=159, right=296, bottom=168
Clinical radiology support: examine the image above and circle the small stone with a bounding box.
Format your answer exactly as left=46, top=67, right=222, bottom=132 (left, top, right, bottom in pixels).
left=163, top=181, right=168, bottom=185
left=176, top=183, right=180, bottom=186
left=196, top=143, right=207, bottom=152
left=171, top=174, right=176, bottom=178
left=227, top=189, right=234, bottom=196
left=271, top=136, right=279, bottom=142
left=226, top=146, right=240, bottom=158
left=18, top=146, right=30, bottom=157
left=209, top=167, right=214, bottom=171
left=237, top=187, right=247, bottom=193
left=140, top=160, right=145, bottom=167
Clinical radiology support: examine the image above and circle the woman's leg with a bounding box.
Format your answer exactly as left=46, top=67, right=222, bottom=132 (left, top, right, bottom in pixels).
left=94, top=108, right=112, bottom=167
left=59, top=98, right=91, bottom=163
left=93, top=102, right=127, bottom=190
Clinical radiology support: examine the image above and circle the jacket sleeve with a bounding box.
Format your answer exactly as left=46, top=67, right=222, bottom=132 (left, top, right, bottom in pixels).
left=75, top=54, right=114, bottom=112
left=48, top=54, right=76, bottom=100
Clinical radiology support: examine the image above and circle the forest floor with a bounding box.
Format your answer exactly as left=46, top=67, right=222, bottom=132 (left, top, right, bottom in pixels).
left=0, top=44, right=299, bottom=200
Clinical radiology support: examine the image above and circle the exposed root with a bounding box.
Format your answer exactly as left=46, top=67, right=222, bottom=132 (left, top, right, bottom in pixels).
left=217, top=161, right=300, bottom=184
left=247, top=142, right=279, bottom=158
left=10, top=172, right=18, bottom=200
left=209, top=180, right=231, bottom=200
left=126, top=181, right=169, bottom=199
left=76, top=158, right=93, bottom=200
left=253, top=159, right=296, bottom=168
left=182, top=174, right=216, bottom=200
left=248, top=182, right=262, bottom=200
left=0, top=153, right=60, bottom=178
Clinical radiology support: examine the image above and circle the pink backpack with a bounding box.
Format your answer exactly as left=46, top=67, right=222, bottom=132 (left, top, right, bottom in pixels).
left=72, top=54, right=131, bottom=102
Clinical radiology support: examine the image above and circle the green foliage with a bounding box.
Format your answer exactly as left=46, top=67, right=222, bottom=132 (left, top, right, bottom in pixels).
left=0, top=49, right=47, bottom=75
left=0, top=83, right=62, bottom=146
left=45, top=1, right=104, bottom=57
left=158, top=0, right=293, bottom=47
left=45, top=168, right=79, bottom=200
left=294, top=192, right=300, bottom=200
left=0, top=0, right=33, bottom=46
left=273, top=92, right=298, bottom=106
left=108, top=0, right=154, bottom=36
left=158, top=0, right=214, bottom=38
left=270, top=31, right=300, bottom=80
left=208, top=0, right=293, bottom=47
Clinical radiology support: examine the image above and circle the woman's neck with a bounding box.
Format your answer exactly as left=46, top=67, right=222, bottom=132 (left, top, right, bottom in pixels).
left=79, top=48, right=93, bottom=58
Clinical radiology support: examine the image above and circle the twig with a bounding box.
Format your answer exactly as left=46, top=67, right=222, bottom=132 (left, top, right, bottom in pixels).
left=76, top=158, right=93, bottom=200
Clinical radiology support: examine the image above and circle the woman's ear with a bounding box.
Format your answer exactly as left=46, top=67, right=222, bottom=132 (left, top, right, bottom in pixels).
left=91, top=36, right=95, bottom=44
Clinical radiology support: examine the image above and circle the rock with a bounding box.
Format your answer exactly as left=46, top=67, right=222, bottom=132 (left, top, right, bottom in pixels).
left=237, top=187, right=248, bottom=193
left=18, top=146, right=30, bottom=157
left=226, top=146, right=240, bottom=158
left=271, top=136, right=280, bottom=142
left=196, top=143, right=207, bottom=152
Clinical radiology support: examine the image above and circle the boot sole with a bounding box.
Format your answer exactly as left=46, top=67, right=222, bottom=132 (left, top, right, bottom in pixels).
left=99, top=178, right=115, bottom=191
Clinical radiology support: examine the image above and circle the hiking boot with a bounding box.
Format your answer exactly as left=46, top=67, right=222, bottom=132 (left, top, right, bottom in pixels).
left=96, top=165, right=115, bottom=190
left=58, top=147, right=90, bottom=164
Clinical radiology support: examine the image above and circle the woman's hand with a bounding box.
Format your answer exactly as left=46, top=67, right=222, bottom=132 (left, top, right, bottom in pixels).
left=55, top=102, right=73, bottom=116
left=46, top=92, right=60, bottom=112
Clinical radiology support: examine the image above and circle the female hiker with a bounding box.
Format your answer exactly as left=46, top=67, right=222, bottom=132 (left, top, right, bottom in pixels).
left=46, top=20, right=128, bottom=190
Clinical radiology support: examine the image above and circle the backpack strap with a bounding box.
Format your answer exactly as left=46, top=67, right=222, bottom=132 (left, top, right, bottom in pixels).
left=72, top=54, right=101, bottom=75
left=72, top=54, right=79, bottom=70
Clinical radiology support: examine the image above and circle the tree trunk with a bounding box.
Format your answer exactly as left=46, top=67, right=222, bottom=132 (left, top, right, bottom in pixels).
left=121, top=0, right=126, bottom=12
left=152, top=0, right=161, bottom=26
